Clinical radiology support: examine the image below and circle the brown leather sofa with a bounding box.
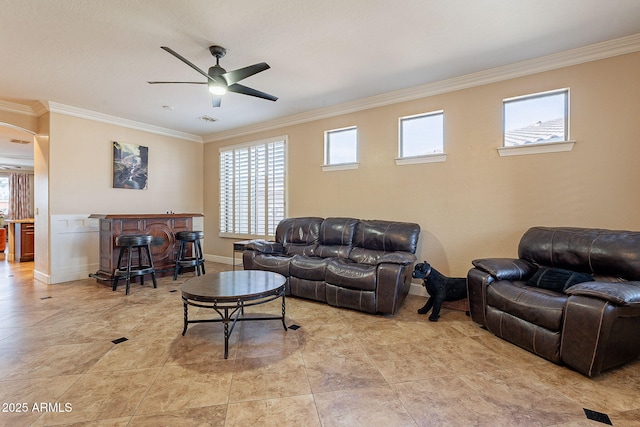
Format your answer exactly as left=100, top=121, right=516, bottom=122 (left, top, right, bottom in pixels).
left=243, top=217, right=420, bottom=315
left=467, top=226, right=640, bottom=377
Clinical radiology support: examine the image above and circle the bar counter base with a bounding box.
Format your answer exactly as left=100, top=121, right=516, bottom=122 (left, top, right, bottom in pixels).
left=89, top=213, right=203, bottom=283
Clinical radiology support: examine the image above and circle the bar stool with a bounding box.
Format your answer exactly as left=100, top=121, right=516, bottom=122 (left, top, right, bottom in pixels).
left=112, top=234, right=157, bottom=295
left=173, top=231, right=205, bottom=280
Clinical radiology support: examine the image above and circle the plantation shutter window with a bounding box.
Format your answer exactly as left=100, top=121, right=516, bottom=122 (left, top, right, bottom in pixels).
left=219, top=137, right=287, bottom=238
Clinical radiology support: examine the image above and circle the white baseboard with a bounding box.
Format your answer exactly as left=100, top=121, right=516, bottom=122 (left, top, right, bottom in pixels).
left=36, top=265, right=99, bottom=285
left=409, top=282, right=428, bottom=297
left=33, top=269, right=49, bottom=284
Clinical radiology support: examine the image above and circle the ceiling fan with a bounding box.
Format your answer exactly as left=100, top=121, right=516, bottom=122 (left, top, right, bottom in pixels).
left=148, top=45, right=277, bottom=108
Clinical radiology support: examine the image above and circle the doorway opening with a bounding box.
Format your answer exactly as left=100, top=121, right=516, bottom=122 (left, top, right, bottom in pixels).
left=0, top=123, right=35, bottom=267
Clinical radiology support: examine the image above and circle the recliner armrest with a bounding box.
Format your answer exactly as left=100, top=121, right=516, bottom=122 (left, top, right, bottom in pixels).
left=565, top=281, right=640, bottom=306
left=244, top=240, right=284, bottom=254
left=471, top=258, right=537, bottom=281
left=376, top=252, right=417, bottom=265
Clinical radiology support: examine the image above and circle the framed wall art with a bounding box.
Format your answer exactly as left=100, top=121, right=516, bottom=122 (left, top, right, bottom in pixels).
left=113, top=141, right=149, bottom=189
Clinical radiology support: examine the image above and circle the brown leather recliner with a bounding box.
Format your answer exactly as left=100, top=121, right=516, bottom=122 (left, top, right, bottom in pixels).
left=467, top=226, right=640, bottom=377
left=243, top=217, right=420, bottom=315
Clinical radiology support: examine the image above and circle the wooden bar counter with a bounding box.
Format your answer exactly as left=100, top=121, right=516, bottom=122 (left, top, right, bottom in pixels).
left=89, top=213, right=203, bottom=283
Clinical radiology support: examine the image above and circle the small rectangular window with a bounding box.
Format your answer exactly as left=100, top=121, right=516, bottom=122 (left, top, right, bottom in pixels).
left=503, top=89, right=569, bottom=147
left=324, top=126, right=358, bottom=166
left=399, top=111, right=444, bottom=158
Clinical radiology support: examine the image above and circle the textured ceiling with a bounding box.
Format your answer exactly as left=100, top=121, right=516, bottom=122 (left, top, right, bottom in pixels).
left=1, top=0, right=640, bottom=157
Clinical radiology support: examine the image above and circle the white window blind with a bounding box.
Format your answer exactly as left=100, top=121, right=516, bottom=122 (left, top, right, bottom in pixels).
left=219, top=137, right=286, bottom=238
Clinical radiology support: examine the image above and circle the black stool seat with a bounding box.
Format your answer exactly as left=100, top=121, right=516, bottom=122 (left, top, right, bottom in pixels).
left=174, top=230, right=205, bottom=280
left=112, top=234, right=157, bottom=295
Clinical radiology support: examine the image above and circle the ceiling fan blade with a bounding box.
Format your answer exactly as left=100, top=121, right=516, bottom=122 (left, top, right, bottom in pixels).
left=160, top=46, right=213, bottom=82
left=212, top=95, right=222, bottom=108
left=147, top=81, right=206, bottom=84
left=222, top=62, right=270, bottom=86
left=228, top=83, right=278, bottom=101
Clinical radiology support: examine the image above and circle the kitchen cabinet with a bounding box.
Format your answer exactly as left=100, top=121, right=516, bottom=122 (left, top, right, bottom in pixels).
left=6, top=220, right=35, bottom=262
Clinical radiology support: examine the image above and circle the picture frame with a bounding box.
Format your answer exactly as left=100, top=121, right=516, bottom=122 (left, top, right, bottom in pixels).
left=113, top=141, right=148, bottom=189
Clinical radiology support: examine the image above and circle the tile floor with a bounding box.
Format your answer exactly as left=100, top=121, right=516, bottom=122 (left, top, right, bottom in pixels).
left=1, top=258, right=639, bottom=426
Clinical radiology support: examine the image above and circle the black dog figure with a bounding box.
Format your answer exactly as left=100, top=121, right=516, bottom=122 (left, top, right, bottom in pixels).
left=412, top=261, right=467, bottom=321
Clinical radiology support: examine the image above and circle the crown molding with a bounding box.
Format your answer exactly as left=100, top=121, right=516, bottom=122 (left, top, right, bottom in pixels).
left=45, top=102, right=203, bottom=143
left=0, top=100, right=38, bottom=116
left=32, top=101, right=49, bottom=116
left=204, top=33, right=640, bottom=142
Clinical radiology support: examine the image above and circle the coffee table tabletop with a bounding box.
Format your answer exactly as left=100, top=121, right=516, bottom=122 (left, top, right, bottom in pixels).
left=180, top=270, right=287, bottom=359
left=181, top=270, right=286, bottom=301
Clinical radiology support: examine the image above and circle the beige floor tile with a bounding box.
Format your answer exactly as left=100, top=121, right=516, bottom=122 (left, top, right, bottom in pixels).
left=229, top=353, right=311, bottom=402
left=88, top=336, right=172, bottom=372
left=362, top=340, right=450, bottom=383
left=33, top=368, right=160, bottom=425
left=136, top=362, right=234, bottom=414
left=0, top=375, right=81, bottom=426
left=314, top=386, right=416, bottom=427
left=225, top=395, right=321, bottom=427
left=236, top=323, right=300, bottom=359
left=4, top=342, right=113, bottom=380
left=531, top=360, right=640, bottom=413
left=129, top=405, right=227, bottom=426
left=459, top=368, right=586, bottom=426
left=295, top=322, right=360, bottom=353
left=393, top=375, right=504, bottom=426
left=303, top=346, right=387, bottom=393
left=166, top=325, right=242, bottom=363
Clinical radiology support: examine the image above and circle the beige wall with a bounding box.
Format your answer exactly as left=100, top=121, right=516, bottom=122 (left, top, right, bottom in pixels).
left=34, top=113, right=50, bottom=276
left=203, top=52, right=640, bottom=276
left=49, top=113, right=204, bottom=215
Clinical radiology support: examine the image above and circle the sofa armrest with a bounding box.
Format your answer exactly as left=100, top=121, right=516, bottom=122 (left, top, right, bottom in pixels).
left=565, top=281, right=640, bottom=306
left=471, top=258, right=537, bottom=281
left=376, top=252, right=417, bottom=265
left=244, top=239, right=284, bottom=254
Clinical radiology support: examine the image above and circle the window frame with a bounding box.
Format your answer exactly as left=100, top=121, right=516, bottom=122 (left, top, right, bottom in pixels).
left=396, top=110, right=446, bottom=165
left=499, top=88, right=574, bottom=157
left=218, top=135, right=287, bottom=239
left=0, top=174, right=8, bottom=215
left=322, top=126, right=359, bottom=171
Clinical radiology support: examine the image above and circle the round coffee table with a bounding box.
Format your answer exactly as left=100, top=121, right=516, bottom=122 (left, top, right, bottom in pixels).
left=181, top=270, right=287, bottom=358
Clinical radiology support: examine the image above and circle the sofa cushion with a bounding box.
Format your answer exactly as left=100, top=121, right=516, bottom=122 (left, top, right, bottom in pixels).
left=472, top=258, right=537, bottom=281
left=245, top=240, right=283, bottom=254
left=326, top=283, right=376, bottom=313
left=288, top=277, right=327, bottom=302
left=565, top=281, right=640, bottom=306
left=518, top=227, right=640, bottom=281
left=353, top=220, right=420, bottom=253
left=276, top=217, right=323, bottom=256
left=527, top=267, right=593, bottom=292
left=314, top=217, right=358, bottom=258
left=486, top=280, right=567, bottom=331
left=348, top=220, right=420, bottom=265
left=290, top=255, right=330, bottom=281
left=326, top=259, right=377, bottom=291
left=250, top=254, right=291, bottom=277
left=485, top=306, right=562, bottom=363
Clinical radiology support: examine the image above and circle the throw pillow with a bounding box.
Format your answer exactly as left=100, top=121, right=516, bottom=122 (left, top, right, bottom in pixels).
left=527, top=267, right=593, bottom=292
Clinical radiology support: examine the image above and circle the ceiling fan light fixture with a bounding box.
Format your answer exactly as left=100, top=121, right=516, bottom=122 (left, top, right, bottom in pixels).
left=208, top=84, right=227, bottom=95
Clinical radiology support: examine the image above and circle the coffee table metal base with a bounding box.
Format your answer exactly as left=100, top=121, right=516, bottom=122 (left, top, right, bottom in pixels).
left=181, top=287, right=286, bottom=359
